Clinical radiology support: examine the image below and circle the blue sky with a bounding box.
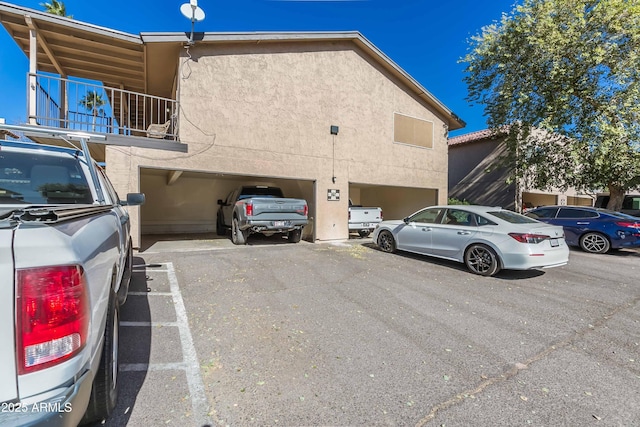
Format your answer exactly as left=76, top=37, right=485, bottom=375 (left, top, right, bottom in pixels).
left=0, top=0, right=517, bottom=137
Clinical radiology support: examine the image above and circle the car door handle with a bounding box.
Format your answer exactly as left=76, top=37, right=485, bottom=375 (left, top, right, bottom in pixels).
left=422, top=227, right=432, bottom=232
left=457, top=231, right=471, bottom=235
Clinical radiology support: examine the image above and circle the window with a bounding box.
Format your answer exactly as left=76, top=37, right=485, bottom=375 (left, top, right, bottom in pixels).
left=489, top=210, right=540, bottom=224
left=526, top=207, right=559, bottom=219
left=474, top=214, right=497, bottom=226
left=394, top=113, right=434, bottom=149
left=408, top=208, right=443, bottom=224
left=0, top=151, right=92, bottom=205
left=443, top=209, right=473, bottom=226
left=557, top=208, right=598, bottom=219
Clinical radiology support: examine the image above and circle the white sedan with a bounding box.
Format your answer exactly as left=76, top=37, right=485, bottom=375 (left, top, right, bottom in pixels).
left=372, top=205, right=569, bottom=276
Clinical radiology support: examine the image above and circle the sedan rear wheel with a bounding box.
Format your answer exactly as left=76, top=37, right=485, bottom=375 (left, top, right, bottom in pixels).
left=579, top=232, right=610, bottom=254
left=464, top=244, right=501, bottom=276
left=377, top=230, right=396, bottom=253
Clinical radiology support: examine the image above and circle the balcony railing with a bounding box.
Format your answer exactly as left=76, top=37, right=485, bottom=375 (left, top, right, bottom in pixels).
left=27, top=73, right=179, bottom=140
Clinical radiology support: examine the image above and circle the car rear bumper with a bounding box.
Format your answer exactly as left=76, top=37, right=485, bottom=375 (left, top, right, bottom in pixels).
left=245, top=219, right=308, bottom=232
left=0, top=369, right=93, bottom=427
left=501, top=246, right=570, bottom=270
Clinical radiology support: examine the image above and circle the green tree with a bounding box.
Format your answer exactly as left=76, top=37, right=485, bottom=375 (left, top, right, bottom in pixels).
left=462, top=0, right=640, bottom=211
left=79, top=90, right=106, bottom=131
left=40, top=0, right=72, bottom=18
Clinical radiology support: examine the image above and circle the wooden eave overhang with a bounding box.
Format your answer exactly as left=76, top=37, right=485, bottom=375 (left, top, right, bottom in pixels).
left=0, top=1, right=146, bottom=93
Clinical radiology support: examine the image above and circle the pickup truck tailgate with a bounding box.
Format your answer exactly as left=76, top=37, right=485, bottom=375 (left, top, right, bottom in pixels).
left=0, top=229, right=18, bottom=402
left=252, top=198, right=307, bottom=216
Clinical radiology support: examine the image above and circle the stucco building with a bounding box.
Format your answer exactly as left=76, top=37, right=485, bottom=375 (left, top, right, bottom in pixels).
left=0, top=2, right=465, bottom=246
left=448, top=129, right=593, bottom=211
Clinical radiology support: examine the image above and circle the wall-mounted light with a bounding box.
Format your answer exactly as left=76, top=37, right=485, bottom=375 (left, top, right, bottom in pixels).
left=330, top=125, right=339, bottom=135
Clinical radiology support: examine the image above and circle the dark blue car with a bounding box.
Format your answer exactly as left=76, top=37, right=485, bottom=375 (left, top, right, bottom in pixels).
left=525, top=206, right=640, bottom=254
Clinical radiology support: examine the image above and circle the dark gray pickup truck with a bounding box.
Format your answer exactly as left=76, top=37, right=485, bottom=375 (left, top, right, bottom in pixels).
left=217, top=185, right=308, bottom=244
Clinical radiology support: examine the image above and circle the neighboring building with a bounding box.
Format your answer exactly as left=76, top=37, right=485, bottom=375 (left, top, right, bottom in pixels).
left=0, top=2, right=465, bottom=246
left=448, top=129, right=593, bottom=211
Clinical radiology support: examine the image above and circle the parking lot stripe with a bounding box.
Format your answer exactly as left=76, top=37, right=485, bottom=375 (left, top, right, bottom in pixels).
left=166, top=262, right=211, bottom=426
left=128, top=291, right=173, bottom=296
left=120, top=321, right=178, bottom=327
left=120, top=362, right=188, bottom=372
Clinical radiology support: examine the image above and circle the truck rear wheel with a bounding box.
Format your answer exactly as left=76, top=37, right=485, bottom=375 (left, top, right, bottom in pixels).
left=81, top=290, right=119, bottom=424
left=288, top=229, right=302, bottom=243
left=358, top=230, right=371, bottom=238
left=232, top=217, right=247, bottom=245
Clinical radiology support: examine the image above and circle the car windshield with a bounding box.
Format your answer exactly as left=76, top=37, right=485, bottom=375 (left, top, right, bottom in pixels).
left=488, top=210, right=540, bottom=224
left=0, top=151, right=93, bottom=205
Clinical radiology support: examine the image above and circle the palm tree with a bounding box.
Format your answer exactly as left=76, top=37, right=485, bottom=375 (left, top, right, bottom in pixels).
left=40, top=0, right=72, bottom=18
left=79, top=91, right=106, bottom=131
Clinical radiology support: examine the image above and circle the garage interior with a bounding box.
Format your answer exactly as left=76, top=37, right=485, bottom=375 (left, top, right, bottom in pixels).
left=140, top=168, right=316, bottom=243
left=138, top=168, right=439, bottom=247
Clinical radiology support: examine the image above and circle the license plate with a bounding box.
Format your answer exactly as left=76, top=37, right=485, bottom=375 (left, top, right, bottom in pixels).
left=362, top=223, right=370, bottom=227
left=273, top=221, right=286, bottom=227
left=550, top=238, right=559, bottom=247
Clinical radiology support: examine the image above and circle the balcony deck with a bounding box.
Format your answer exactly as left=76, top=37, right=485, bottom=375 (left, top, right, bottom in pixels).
left=26, top=73, right=185, bottom=161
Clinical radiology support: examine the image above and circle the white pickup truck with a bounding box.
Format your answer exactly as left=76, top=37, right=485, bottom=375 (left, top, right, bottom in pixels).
left=0, top=140, right=144, bottom=426
left=348, top=200, right=383, bottom=238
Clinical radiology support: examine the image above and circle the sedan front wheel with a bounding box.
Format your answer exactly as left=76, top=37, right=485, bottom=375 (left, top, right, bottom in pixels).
left=464, top=244, right=501, bottom=276
left=377, top=230, right=397, bottom=253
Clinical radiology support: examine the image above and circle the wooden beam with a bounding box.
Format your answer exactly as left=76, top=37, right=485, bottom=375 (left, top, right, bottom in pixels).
left=25, top=15, right=65, bottom=77
left=167, top=170, right=183, bottom=186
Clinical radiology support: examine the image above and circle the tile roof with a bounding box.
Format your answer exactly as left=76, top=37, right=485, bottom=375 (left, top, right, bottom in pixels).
left=448, top=127, right=508, bottom=146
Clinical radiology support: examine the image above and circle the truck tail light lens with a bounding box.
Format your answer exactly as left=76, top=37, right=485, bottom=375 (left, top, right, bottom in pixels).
left=245, top=202, right=253, bottom=217
left=304, top=205, right=308, bottom=217
left=508, top=233, right=549, bottom=244
left=380, top=210, right=383, bottom=220
left=17, top=265, right=89, bottom=374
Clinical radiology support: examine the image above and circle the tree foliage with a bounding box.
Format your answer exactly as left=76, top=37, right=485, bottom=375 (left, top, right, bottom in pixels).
left=463, top=0, right=640, bottom=211
left=79, top=91, right=106, bottom=131
left=40, top=0, right=71, bottom=18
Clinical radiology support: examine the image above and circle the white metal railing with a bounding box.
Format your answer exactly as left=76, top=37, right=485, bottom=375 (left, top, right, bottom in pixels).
left=27, top=73, right=179, bottom=140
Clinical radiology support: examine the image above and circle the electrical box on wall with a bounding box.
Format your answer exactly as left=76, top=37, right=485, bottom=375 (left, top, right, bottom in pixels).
left=327, top=189, right=340, bottom=201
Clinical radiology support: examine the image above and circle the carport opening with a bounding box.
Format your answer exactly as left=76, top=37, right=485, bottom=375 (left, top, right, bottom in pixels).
left=348, top=183, right=438, bottom=237
left=139, top=168, right=315, bottom=249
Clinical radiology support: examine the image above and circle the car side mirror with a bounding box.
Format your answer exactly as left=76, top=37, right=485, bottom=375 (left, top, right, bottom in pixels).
left=122, top=193, right=145, bottom=206
left=217, top=199, right=224, bottom=205
left=403, top=217, right=409, bottom=224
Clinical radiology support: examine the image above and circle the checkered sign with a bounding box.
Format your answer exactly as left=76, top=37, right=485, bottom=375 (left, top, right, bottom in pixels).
left=327, top=189, right=340, bottom=201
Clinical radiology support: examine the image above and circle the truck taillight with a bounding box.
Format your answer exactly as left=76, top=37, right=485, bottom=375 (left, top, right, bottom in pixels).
left=245, top=202, right=253, bottom=217
left=16, top=265, right=89, bottom=374
left=380, top=210, right=383, bottom=220
left=304, top=205, right=308, bottom=217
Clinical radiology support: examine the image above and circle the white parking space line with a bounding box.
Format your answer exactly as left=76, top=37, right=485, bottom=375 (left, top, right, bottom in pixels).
left=121, top=362, right=188, bottom=372
left=120, top=321, right=178, bottom=327
left=120, top=261, right=210, bottom=426
left=166, top=262, right=210, bottom=426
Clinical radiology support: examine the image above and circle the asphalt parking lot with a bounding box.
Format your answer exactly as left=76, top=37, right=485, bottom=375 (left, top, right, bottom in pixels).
left=105, top=235, right=640, bottom=426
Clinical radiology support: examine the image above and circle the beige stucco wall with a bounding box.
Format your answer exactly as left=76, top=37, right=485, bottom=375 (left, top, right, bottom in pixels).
left=107, top=40, right=450, bottom=246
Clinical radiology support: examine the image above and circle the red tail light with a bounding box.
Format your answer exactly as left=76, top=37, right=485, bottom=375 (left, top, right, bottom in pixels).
left=245, top=202, right=253, bottom=217
left=615, top=221, right=640, bottom=229
left=304, top=204, right=308, bottom=217
left=508, top=233, right=549, bottom=244
left=380, top=210, right=383, bottom=220
left=17, top=265, right=89, bottom=374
